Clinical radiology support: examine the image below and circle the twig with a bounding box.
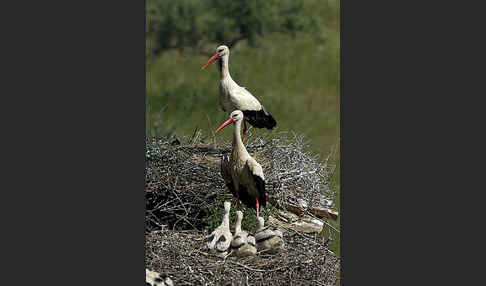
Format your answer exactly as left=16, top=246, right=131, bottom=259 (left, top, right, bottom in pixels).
left=229, top=261, right=288, bottom=273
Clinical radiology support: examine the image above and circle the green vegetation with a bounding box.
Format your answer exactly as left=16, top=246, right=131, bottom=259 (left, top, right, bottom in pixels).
left=147, top=0, right=340, bottom=255
left=146, top=0, right=324, bottom=56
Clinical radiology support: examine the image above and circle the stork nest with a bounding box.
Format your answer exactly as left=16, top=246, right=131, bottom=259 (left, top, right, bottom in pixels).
left=146, top=226, right=340, bottom=286
left=145, top=131, right=338, bottom=232
left=146, top=132, right=339, bottom=285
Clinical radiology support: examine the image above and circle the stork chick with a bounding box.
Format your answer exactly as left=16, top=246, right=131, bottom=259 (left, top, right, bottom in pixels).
left=202, top=45, right=277, bottom=142
left=146, top=269, right=173, bottom=286
left=254, top=216, right=284, bottom=254
left=206, top=201, right=233, bottom=258
left=216, top=110, right=266, bottom=216
left=231, top=211, right=257, bottom=257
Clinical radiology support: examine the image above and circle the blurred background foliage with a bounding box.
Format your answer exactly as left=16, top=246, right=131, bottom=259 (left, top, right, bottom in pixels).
left=146, top=0, right=325, bottom=56
left=146, top=0, right=340, bottom=253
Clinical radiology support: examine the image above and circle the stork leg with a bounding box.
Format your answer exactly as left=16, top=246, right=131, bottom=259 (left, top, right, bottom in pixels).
left=235, top=184, right=241, bottom=210
left=236, top=192, right=241, bottom=210
left=255, top=197, right=260, bottom=217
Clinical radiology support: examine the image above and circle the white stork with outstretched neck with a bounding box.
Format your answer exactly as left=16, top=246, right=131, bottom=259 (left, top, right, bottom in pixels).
left=206, top=201, right=233, bottom=258
left=202, top=45, right=277, bottom=142
left=216, top=110, right=266, bottom=216
left=230, top=210, right=257, bottom=257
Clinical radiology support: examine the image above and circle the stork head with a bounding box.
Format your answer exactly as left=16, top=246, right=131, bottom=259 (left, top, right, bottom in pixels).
left=216, top=45, right=229, bottom=57
left=223, top=201, right=231, bottom=214
left=215, top=110, right=244, bottom=133
left=201, top=45, right=229, bottom=70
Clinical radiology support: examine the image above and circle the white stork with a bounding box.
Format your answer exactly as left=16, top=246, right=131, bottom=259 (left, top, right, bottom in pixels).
left=202, top=45, right=277, bottom=142
left=216, top=110, right=266, bottom=216
left=206, top=201, right=233, bottom=258
left=254, top=216, right=284, bottom=254
left=146, top=269, right=173, bottom=286
left=230, top=210, right=257, bottom=257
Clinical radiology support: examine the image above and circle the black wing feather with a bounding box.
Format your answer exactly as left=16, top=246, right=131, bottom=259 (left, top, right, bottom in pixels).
left=238, top=184, right=257, bottom=210
left=221, top=154, right=237, bottom=197
left=251, top=173, right=267, bottom=208
left=243, top=105, right=277, bottom=130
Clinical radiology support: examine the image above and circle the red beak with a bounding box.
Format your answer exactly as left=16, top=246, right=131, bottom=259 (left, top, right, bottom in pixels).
left=215, top=117, right=234, bottom=133
left=201, top=53, right=220, bottom=70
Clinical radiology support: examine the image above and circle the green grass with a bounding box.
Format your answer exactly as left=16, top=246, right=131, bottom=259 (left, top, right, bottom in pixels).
left=147, top=0, right=341, bottom=255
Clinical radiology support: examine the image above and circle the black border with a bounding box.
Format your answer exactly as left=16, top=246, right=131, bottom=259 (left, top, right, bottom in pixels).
left=340, top=1, right=480, bottom=285
left=2, top=1, right=145, bottom=284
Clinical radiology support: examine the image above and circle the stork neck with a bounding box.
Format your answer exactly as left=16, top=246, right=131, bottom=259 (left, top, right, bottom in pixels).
left=222, top=212, right=230, bottom=228
left=218, top=55, right=230, bottom=79
left=232, top=120, right=248, bottom=157
left=235, top=217, right=242, bottom=234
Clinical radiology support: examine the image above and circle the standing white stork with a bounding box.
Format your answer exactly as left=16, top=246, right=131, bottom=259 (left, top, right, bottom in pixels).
left=202, top=45, right=277, bottom=142
left=216, top=110, right=266, bottom=216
